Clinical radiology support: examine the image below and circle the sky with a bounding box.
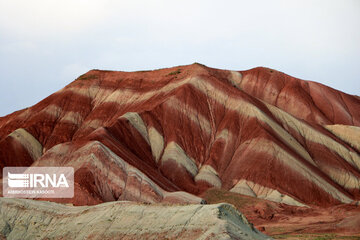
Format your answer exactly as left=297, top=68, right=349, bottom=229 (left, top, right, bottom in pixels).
left=0, top=0, right=359, bottom=117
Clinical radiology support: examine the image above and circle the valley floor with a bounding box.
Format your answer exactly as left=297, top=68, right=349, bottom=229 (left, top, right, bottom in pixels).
left=202, top=188, right=360, bottom=240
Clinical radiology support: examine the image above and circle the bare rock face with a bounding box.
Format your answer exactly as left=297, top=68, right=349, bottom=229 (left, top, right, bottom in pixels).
left=0, top=198, right=271, bottom=240
left=29, top=140, right=203, bottom=205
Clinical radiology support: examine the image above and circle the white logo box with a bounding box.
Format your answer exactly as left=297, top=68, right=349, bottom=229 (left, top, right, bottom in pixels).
left=3, top=167, right=74, bottom=198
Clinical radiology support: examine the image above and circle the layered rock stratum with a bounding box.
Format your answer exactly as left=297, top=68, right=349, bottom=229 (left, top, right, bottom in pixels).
left=0, top=63, right=359, bottom=238
left=0, top=198, right=270, bottom=240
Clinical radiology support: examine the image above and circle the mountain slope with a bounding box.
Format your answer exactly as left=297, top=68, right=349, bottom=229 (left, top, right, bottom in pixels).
left=0, top=63, right=359, bottom=207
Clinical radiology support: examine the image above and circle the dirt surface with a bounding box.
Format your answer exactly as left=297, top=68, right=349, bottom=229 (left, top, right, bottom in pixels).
left=203, top=188, right=360, bottom=238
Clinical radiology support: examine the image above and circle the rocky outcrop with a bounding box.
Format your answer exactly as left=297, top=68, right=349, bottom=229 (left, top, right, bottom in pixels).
left=31, top=140, right=203, bottom=205
left=0, top=198, right=271, bottom=240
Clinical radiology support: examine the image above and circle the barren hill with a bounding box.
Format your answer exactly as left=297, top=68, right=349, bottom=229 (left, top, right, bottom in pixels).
left=1, top=63, right=359, bottom=238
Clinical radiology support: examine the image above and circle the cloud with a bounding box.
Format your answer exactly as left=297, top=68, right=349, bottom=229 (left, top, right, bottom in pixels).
left=62, top=63, right=90, bottom=83
left=0, top=0, right=107, bottom=39
left=0, top=41, right=38, bottom=54
left=0, top=0, right=359, bottom=116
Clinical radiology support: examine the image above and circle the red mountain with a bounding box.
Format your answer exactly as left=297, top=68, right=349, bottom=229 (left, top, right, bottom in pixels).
left=1, top=63, right=359, bottom=237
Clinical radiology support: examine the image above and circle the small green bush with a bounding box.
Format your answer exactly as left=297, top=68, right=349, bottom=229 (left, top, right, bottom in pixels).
left=168, top=69, right=181, bottom=76
left=77, top=74, right=98, bottom=80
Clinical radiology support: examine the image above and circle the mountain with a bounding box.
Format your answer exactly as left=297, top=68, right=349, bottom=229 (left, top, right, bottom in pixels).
left=0, top=63, right=359, bottom=238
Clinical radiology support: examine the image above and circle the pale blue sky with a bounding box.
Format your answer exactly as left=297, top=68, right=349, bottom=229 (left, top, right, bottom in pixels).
left=0, top=0, right=359, bottom=117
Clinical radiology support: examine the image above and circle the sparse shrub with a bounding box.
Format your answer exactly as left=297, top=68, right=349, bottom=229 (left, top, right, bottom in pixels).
left=77, top=74, right=98, bottom=81
left=168, top=69, right=181, bottom=76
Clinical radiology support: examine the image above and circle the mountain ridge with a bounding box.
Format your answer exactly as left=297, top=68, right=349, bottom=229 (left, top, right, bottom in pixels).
left=0, top=63, right=359, bottom=207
